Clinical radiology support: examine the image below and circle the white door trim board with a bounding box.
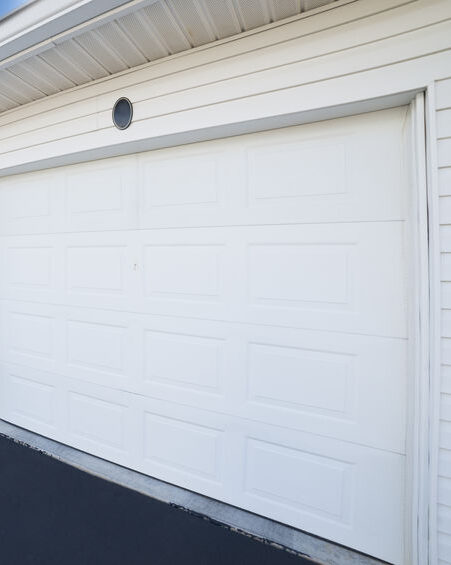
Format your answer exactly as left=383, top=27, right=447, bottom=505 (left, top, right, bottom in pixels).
left=405, top=92, right=431, bottom=565
left=424, top=83, right=442, bottom=565
left=0, top=90, right=420, bottom=178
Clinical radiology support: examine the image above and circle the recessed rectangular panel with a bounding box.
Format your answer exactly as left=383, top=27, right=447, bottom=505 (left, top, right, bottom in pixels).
left=144, top=245, right=222, bottom=300
left=8, top=373, right=55, bottom=426
left=245, top=438, right=352, bottom=522
left=67, top=168, right=123, bottom=214
left=144, top=331, right=223, bottom=392
left=67, top=246, right=124, bottom=293
left=248, top=343, right=353, bottom=417
left=69, top=392, right=125, bottom=450
left=243, top=223, right=406, bottom=338
left=67, top=320, right=125, bottom=374
left=144, top=412, right=222, bottom=480
left=9, top=312, right=53, bottom=359
left=241, top=329, right=407, bottom=452
left=249, top=244, right=350, bottom=306
left=142, top=155, right=218, bottom=207
left=248, top=141, right=346, bottom=200
left=5, top=180, right=50, bottom=219
left=8, top=247, right=53, bottom=288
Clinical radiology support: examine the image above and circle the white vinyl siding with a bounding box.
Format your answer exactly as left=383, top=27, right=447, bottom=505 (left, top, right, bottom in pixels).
left=438, top=76, right=451, bottom=565
left=0, top=0, right=450, bottom=172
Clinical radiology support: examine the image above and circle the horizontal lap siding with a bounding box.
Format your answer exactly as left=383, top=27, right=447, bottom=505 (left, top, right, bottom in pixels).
left=1, top=21, right=450, bottom=157
left=438, top=76, right=451, bottom=565
left=0, top=0, right=450, bottom=165
left=0, top=0, right=451, bottom=563
left=0, top=0, right=419, bottom=129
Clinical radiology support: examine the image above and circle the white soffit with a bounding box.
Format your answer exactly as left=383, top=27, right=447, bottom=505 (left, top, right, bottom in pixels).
left=0, top=0, right=337, bottom=113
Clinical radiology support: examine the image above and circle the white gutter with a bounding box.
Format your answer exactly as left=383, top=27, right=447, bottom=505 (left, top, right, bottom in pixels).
left=0, top=0, right=37, bottom=25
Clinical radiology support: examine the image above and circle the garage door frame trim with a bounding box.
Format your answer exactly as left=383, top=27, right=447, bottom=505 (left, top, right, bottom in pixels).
left=405, top=91, right=432, bottom=565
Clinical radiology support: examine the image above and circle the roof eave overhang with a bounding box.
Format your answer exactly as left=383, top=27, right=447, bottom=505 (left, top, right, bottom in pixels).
left=0, top=0, right=154, bottom=65
left=0, top=0, right=340, bottom=114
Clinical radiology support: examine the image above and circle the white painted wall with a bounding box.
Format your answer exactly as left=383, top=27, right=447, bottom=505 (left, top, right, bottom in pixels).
left=0, top=0, right=450, bottom=562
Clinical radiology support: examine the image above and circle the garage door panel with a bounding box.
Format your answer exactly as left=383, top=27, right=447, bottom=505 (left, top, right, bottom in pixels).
left=67, top=245, right=126, bottom=295
left=241, top=327, right=407, bottom=453
left=137, top=222, right=405, bottom=338
left=5, top=243, right=55, bottom=293
left=1, top=222, right=406, bottom=337
left=63, top=231, right=135, bottom=306
left=0, top=109, right=406, bottom=237
left=0, top=170, right=61, bottom=235
left=139, top=317, right=408, bottom=453
left=121, top=387, right=234, bottom=499
left=0, top=361, right=404, bottom=564
left=142, top=243, right=224, bottom=303
left=66, top=319, right=128, bottom=379
left=138, top=145, right=235, bottom=231
left=138, top=107, right=406, bottom=230
left=60, top=379, right=138, bottom=469
left=0, top=301, right=236, bottom=414
left=0, top=364, right=59, bottom=436
left=1, top=359, right=403, bottom=564
left=0, top=366, right=138, bottom=469
left=1, top=233, right=135, bottom=311
left=6, top=310, right=57, bottom=372
left=137, top=228, right=235, bottom=321
left=0, top=299, right=406, bottom=452
left=0, top=109, right=411, bottom=564
left=0, top=301, right=136, bottom=391
left=0, top=157, right=138, bottom=236
left=243, top=110, right=405, bottom=227
left=68, top=390, right=128, bottom=453
left=240, top=423, right=404, bottom=565
left=247, top=136, right=347, bottom=201
left=64, top=156, right=138, bottom=232
left=143, top=329, right=226, bottom=396
left=1, top=236, right=59, bottom=305
left=243, top=222, right=407, bottom=338
left=141, top=409, right=225, bottom=489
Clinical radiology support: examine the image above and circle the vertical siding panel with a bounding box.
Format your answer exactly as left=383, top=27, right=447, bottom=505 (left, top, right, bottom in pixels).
left=439, top=532, right=451, bottom=564
left=437, top=76, right=451, bottom=565
left=439, top=477, right=451, bottom=507
left=443, top=365, right=451, bottom=395
left=439, top=168, right=451, bottom=196
left=437, top=109, right=451, bottom=138
left=437, top=79, right=451, bottom=110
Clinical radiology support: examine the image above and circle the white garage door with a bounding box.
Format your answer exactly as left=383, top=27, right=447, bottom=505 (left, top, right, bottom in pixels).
left=0, top=107, right=410, bottom=564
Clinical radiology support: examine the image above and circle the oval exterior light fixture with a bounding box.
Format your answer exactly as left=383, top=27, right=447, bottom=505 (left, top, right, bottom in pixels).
left=113, top=97, right=133, bottom=130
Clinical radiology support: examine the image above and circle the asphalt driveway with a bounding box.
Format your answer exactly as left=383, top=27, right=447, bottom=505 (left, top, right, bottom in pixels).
left=0, top=434, right=313, bottom=565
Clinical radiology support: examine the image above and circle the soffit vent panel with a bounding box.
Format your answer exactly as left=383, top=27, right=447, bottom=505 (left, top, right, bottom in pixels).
left=0, top=0, right=337, bottom=113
